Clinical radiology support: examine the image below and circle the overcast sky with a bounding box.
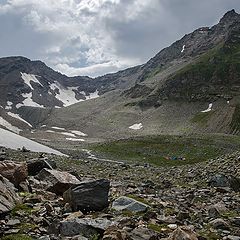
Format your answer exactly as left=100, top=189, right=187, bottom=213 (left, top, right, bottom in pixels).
left=0, top=0, right=239, bottom=77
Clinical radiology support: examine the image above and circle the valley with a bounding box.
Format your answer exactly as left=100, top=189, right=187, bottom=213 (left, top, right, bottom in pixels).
left=0, top=9, right=240, bottom=240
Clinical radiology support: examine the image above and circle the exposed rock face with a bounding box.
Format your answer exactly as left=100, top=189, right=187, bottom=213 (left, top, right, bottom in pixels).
left=35, top=168, right=81, bottom=195
left=63, top=179, right=110, bottom=213
left=0, top=160, right=28, bottom=186
left=27, top=158, right=56, bottom=176
left=0, top=174, right=20, bottom=214
left=112, top=196, right=149, bottom=213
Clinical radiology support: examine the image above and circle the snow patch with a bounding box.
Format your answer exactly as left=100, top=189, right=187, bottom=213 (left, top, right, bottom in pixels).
left=5, top=101, right=13, bottom=110
left=181, top=45, right=185, bottom=53
left=52, top=126, right=66, bottom=131
left=21, top=72, right=43, bottom=90
left=7, top=112, right=32, bottom=127
left=0, top=117, right=22, bottom=134
left=129, top=123, right=143, bottom=130
left=46, top=130, right=55, bottom=133
left=17, top=92, right=45, bottom=108
left=227, top=101, right=230, bottom=104
left=201, top=103, right=213, bottom=113
left=70, top=130, right=87, bottom=137
left=60, top=132, right=76, bottom=137
left=0, top=127, right=65, bottom=156
left=66, top=138, right=85, bottom=142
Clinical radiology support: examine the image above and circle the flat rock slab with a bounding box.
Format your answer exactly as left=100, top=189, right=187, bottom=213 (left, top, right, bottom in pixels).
left=112, top=196, right=149, bottom=213
left=60, top=217, right=113, bottom=237
left=0, top=174, right=21, bottom=214
left=63, top=179, right=110, bottom=213
left=36, top=168, right=81, bottom=195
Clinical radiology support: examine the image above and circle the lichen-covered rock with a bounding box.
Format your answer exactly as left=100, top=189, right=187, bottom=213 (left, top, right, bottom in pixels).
left=0, top=160, right=28, bottom=186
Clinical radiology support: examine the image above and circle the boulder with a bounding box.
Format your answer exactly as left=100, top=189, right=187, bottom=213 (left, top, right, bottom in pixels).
left=112, top=196, right=149, bottom=213
left=0, top=160, right=28, bottom=186
left=209, top=218, right=230, bottom=230
left=27, top=158, right=56, bottom=176
left=0, top=174, right=21, bottom=214
left=168, top=227, right=198, bottom=240
left=103, top=226, right=128, bottom=240
left=209, top=174, right=240, bottom=191
left=63, top=179, right=110, bottom=213
left=60, top=217, right=113, bottom=237
left=128, top=227, right=160, bottom=240
left=35, top=168, right=81, bottom=195
left=0, top=148, right=6, bottom=161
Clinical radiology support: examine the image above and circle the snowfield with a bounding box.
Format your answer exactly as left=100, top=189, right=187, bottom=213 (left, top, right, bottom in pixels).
left=21, top=72, right=43, bottom=90
left=0, top=117, right=22, bottom=134
left=129, top=123, right=143, bottom=130
left=0, top=127, right=66, bottom=156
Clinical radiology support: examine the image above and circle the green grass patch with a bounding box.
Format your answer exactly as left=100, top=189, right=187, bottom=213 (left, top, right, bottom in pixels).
left=11, top=204, right=33, bottom=217
left=90, top=135, right=240, bottom=167
left=0, top=234, right=33, bottom=240
left=191, top=111, right=214, bottom=125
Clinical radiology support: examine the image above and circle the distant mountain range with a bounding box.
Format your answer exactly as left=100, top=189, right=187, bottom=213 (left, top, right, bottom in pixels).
left=0, top=9, right=240, bottom=142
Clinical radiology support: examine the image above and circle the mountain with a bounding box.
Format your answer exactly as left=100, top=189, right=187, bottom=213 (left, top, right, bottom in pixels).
left=0, top=10, right=240, bottom=142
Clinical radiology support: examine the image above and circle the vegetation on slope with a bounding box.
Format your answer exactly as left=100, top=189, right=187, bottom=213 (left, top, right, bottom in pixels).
left=90, top=134, right=240, bottom=167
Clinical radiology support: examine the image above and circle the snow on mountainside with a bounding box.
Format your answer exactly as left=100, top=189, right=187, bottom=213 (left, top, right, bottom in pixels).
left=0, top=127, right=65, bottom=155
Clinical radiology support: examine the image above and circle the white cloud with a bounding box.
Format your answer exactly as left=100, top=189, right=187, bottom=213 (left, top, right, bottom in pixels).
left=0, top=0, right=239, bottom=77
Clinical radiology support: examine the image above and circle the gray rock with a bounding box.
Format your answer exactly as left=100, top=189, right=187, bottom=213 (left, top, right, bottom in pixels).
left=63, top=179, right=110, bottom=213
left=0, top=174, right=21, bottom=214
left=112, top=196, right=149, bottom=213
left=35, top=168, right=81, bottom=195
left=167, top=227, right=198, bottom=240
left=209, top=174, right=240, bottom=191
left=27, top=158, right=56, bottom=176
left=128, top=227, right=160, bottom=240
left=60, top=217, right=112, bottom=237
left=209, top=218, right=230, bottom=230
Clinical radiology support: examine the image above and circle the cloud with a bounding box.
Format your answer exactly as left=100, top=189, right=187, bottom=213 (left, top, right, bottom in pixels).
left=0, top=0, right=239, bottom=77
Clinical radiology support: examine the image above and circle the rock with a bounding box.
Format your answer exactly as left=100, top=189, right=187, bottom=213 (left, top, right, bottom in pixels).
left=207, top=203, right=227, bottom=219
left=27, top=158, right=56, bottom=176
left=224, top=236, right=240, bottom=240
left=168, top=227, right=198, bottom=240
left=63, top=179, right=110, bottom=213
left=0, top=174, right=21, bottom=214
left=60, top=217, right=113, bottom=237
left=128, top=227, right=160, bottom=240
left=209, top=218, right=230, bottom=230
left=103, top=226, right=128, bottom=240
left=209, top=174, right=240, bottom=191
left=0, top=160, right=28, bottom=186
left=0, top=148, right=6, bottom=161
left=112, top=196, right=149, bottom=213
left=35, top=168, right=81, bottom=195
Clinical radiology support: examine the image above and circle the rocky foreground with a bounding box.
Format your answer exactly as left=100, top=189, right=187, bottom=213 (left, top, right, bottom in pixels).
left=0, top=147, right=240, bottom=240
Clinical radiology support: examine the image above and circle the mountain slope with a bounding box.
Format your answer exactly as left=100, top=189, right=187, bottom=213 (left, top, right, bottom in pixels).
left=0, top=10, right=240, bottom=141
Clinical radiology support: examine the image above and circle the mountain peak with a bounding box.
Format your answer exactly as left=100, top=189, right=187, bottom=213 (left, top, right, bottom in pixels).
left=220, top=9, right=239, bottom=23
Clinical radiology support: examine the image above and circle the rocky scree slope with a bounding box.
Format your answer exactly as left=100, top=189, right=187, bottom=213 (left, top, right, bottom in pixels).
left=0, top=146, right=240, bottom=240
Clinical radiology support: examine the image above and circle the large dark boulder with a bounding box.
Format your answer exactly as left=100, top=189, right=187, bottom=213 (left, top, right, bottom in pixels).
left=35, top=168, right=81, bottom=195
left=63, top=179, right=110, bottom=213
left=27, top=158, right=56, bottom=176
left=209, top=174, right=240, bottom=192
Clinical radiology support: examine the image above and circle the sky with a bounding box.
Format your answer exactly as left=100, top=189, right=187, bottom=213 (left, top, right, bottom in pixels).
left=0, top=0, right=239, bottom=78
